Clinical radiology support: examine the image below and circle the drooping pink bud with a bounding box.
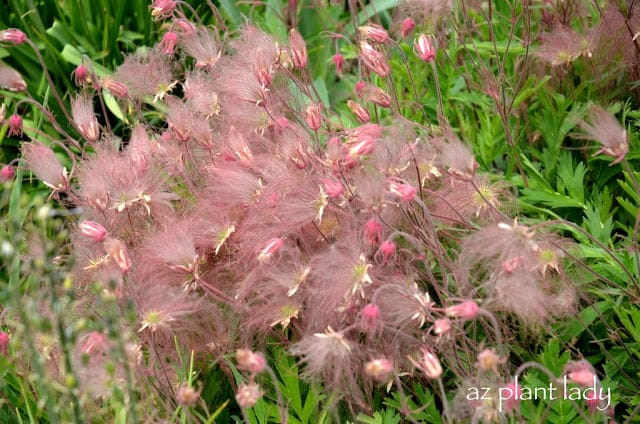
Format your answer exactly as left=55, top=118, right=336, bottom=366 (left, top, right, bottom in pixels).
left=415, top=34, right=436, bottom=62
left=104, top=237, right=132, bottom=273
left=0, top=29, right=27, bottom=44
left=347, top=100, right=370, bottom=124
left=361, top=303, right=381, bottom=329
left=101, top=78, right=129, bottom=98
left=364, top=218, right=383, bottom=245
left=81, top=332, right=108, bottom=355
left=322, top=178, right=343, bottom=198
left=72, top=64, right=90, bottom=86
left=364, top=358, right=394, bottom=381
left=78, top=220, right=108, bottom=242
left=289, top=28, right=308, bottom=70
left=359, top=41, right=390, bottom=77
left=347, top=135, right=376, bottom=159
left=432, top=318, right=451, bottom=336
left=445, top=300, right=479, bottom=320
left=160, top=31, right=179, bottom=55
left=359, top=24, right=389, bottom=44
left=354, top=80, right=367, bottom=97
left=565, top=360, right=597, bottom=387
left=387, top=178, right=416, bottom=202
left=400, top=18, right=416, bottom=38
left=0, top=331, right=8, bottom=355
left=150, top=0, right=176, bottom=20
left=176, top=383, right=201, bottom=407
left=236, top=349, right=267, bottom=374
left=500, top=381, right=522, bottom=413
left=0, top=165, right=15, bottom=182
left=333, top=53, right=345, bottom=73
left=174, top=18, right=196, bottom=35
left=258, top=238, right=284, bottom=263
left=379, top=240, right=396, bottom=263
left=8, top=114, right=22, bottom=137
left=416, top=347, right=442, bottom=379
left=305, top=103, right=322, bottom=131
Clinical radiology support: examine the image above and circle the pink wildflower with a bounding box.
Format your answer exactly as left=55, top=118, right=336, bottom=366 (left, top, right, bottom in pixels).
left=160, top=31, right=179, bottom=55
left=81, top=332, right=108, bottom=355
left=1, top=165, right=15, bottom=182
left=359, top=24, right=389, bottom=43
left=0, top=331, right=8, bottom=355
left=289, top=28, right=308, bottom=69
left=176, top=384, right=201, bottom=406
left=500, top=381, right=522, bottom=413
left=71, top=64, right=90, bottom=86
left=236, top=349, right=267, bottom=374
left=333, top=53, right=345, bottom=73
left=7, top=114, right=22, bottom=137
left=565, top=360, right=597, bottom=387
left=104, top=237, right=132, bottom=273
left=21, top=142, right=69, bottom=192
left=305, top=103, right=322, bottom=131
left=415, top=34, right=436, bottom=62
left=364, top=218, right=383, bottom=245
left=322, top=178, right=343, bottom=198
left=412, top=347, right=443, bottom=379
left=364, top=358, right=394, bottom=381
left=78, top=220, right=108, bottom=242
left=100, top=78, right=129, bottom=98
left=359, top=41, right=390, bottom=76
left=432, top=318, right=451, bottom=336
left=72, top=95, right=100, bottom=142
left=387, top=178, right=417, bottom=202
left=445, top=300, right=479, bottom=320
left=258, top=238, right=284, bottom=263
left=150, top=0, right=176, bottom=20
left=347, top=100, right=370, bottom=123
left=378, top=240, right=396, bottom=263
left=0, top=62, right=26, bottom=91
left=400, top=18, right=416, bottom=38
left=0, top=29, right=27, bottom=44
left=235, top=383, right=263, bottom=408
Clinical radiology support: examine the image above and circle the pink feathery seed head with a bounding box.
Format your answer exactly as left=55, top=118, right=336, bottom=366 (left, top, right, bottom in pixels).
left=305, top=103, right=322, bottom=131
left=7, top=113, right=22, bottom=137
left=289, top=28, right=308, bottom=69
left=0, top=29, right=27, bottom=44
left=579, top=105, right=628, bottom=165
left=322, top=178, right=344, bottom=198
left=364, top=218, right=383, bottom=245
left=347, top=100, right=371, bottom=124
left=72, top=95, right=100, bottom=142
left=1, top=165, right=15, bottom=182
left=0, top=62, right=26, bottom=91
left=432, top=318, right=451, bottom=335
left=445, top=300, right=479, bottom=320
left=150, top=0, right=176, bottom=20
left=415, top=33, right=436, bottom=62
left=400, top=18, right=416, bottom=38
left=236, top=349, right=267, bottom=374
left=359, top=24, right=389, bottom=44
left=181, top=28, right=220, bottom=69
left=565, top=360, right=597, bottom=387
left=235, top=383, right=263, bottom=408
left=103, top=237, right=132, bottom=273
left=0, top=331, right=8, bottom=355
left=387, top=178, right=417, bottom=202
left=21, top=142, right=69, bottom=192
left=78, top=220, right=108, bottom=243
left=359, top=40, right=390, bottom=76
left=160, top=31, right=179, bottom=55
left=364, top=358, right=394, bottom=381
left=100, top=78, right=128, bottom=98
left=437, top=132, right=478, bottom=181
left=415, top=347, right=443, bottom=379
left=333, top=53, right=345, bottom=73
left=80, top=332, right=108, bottom=356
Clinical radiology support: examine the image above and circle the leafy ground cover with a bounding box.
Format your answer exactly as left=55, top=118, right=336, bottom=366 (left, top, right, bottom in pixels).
left=0, top=0, right=639, bottom=423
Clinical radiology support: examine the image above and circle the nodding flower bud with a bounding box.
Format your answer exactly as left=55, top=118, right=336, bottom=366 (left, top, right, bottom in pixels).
left=78, top=220, right=108, bottom=242
left=333, top=53, right=345, bottom=73
left=415, top=34, right=436, bottom=62
left=7, top=114, right=22, bottom=137
left=359, top=24, right=389, bottom=44
left=359, top=41, right=390, bottom=77
left=72, top=64, right=90, bottom=86
left=305, top=103, right=322, bottom=131
left=258, top=238, right=284, bottom=263
left=387, top=178, right=417, bottom=202
left=378, top=240, right=396, bottom=263
left=347, top=100, right=370, bottom=124
left=150, top=0, right=176, bottom=20
left=432, top=318, right=452, bottom=336
left=364, top=358, right=394, bottom=381
left=364, top=218, right=383, bottom=245
left=81, top=332, right=108, bottom=355
left=0, top=331, right=8, bottom=355
left=565, top=360, right=597, bottom=387
left=235, top=382, right=263, bottom=408
left=322, top=178, right=343, bottom=198
left=236, top=349, right=267, bottom=374
left=400, top=18, right=416, bottom=38
left=100, top=78, right=129, bottom=98
left=354, top=81, right=367, bottom=97
left=361, top=303, right=381, bottom=330
left=445, top=300, right=479, bottom=320
left=0, top=29, right=27, bottom=44
left=160, top=31, right=179, bottom=55
left=1, top=165, right=15, bottom=182
left=289, top=28, right=308, bottom=70
left=414, top=347, right=443, bottom=379
left=104, top=237, right=132, bottom=273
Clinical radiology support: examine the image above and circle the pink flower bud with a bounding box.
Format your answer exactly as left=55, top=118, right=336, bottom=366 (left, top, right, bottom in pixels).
left=359, top=41, right=390, bottom=77
left=364, top=358, right=393, bottom=381
left=379, top=240, right=396, bottom=262
left=333, top=53, right=345, bottom=73
left=0, top=331, right=9, bottom=355
left=1, top=165, right=15, bottom=182
left=415, top=34, right=436, bottom=62
left=432, top=318, right=451, bottom=336
left=101, top=78, right=128, bottom=98
left=501, top=381, right=522, bottom=413
left=104, top=237, right=132, bottom=273
left=236, top=349, right=267, bottom=374
left=258, top=238, right=284, bottom=263
left=322, top=178, right=343, bottom=198
left=476, top=348, right=503, bottom=372
left=354, top=81, right=367, bottom=97
left=400, top=18, right=416, bottom=38
left=160, top=31, right=179, bottom=55
left=387, top=178, right=416, bottom=202
left=81, top=332, right=108, bottom=355
left=150, top=0, right=176, bottom=20
left=445, top=300, right=479, bottom=320
left=565, top=360, right=597, bottom=387
left=416, top=347, right=442, bottom=379
left=361, top=303, right=381, bottom=330
left=78, top=220, right=108, bottom=242
left=72, top=64, right=90, bottom=86
left=8, top=114, right=22, bottom=137
left=174, top=18, right=196, bottom=35
left=359, top=24, right=389, bottom=43
left=347, top=135, right=376, bottom=159
left=305, top=103, right=322, bottom=131
left=289, top=28, right=308, bottom=70
left=347, top=100, right=370, bottom=123
left=235, top=383, right=263, bottom=408
left=0, top=29, right=27, bottom=44
left=364, top=218, right=383, bottom=245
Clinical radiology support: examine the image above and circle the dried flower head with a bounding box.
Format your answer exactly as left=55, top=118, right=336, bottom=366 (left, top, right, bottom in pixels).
left=289, top=28, right=308, bottom=69
left=72, top=95, right=100, bottom=142
left=578, top=105, right=628, bottom=164
left=21, top=142, right=69, bottom=192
